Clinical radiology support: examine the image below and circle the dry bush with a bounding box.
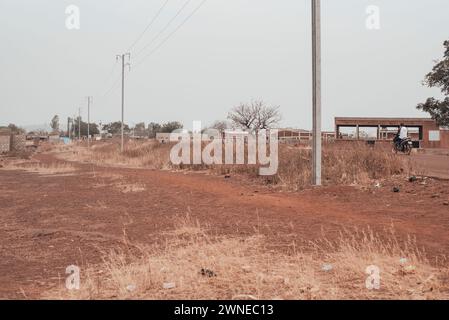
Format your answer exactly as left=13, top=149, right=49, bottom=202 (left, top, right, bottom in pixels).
left=46, top=214, right=449, bottom=300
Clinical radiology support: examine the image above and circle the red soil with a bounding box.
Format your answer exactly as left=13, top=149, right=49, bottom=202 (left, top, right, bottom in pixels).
left=0, top=151, right=448, bottom=299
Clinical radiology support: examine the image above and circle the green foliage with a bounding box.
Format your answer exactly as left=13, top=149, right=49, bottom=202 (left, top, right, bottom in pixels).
left=148, top=122, right=162, bottom=138
left=7, top=123, right=26, bottom=134
left=73, top=118, right=100, bottom=137
left=50, top=115, right=59, bottom=132
left=417, top=40, right=449, bottom=126
left=131, top=122, right=147, bottom=137
left=160, top=121, right=183, bottom=133
left=102, top=121, right=129, bottom=134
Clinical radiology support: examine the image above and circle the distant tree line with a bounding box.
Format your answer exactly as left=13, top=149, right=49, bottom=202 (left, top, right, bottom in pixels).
left=102, top=121, right=184, bottom=138
left=71, top=117, right=100, bottom=137
left=53, top=99, right=283, bottom=140
left=141, top=121, right=184, bottom=138
left=0, top=124, right=26, bottom=134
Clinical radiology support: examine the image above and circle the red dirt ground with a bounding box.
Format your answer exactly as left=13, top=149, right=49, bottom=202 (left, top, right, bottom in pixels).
left=412, top=152, right=449, bottom=179
left=0, top=150, right=448, bottom=299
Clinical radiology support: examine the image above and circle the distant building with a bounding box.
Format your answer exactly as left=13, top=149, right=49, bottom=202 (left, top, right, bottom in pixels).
left=0, top=137, right=10, bottom=153
left=0, top=129, right=27, bottom=153
left=0, top=127, right=12, bottom=136
left=335, top=117, right=449, bottom=149
left=48, top=134, right=60, bottom=144
left=277, top=128, right=335, bottom=143
left=156, top=133, right=171, bottom=143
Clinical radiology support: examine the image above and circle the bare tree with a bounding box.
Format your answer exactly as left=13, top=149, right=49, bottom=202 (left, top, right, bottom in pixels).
left=209, top=120, right=230, bottom=133
left=227, top=100, right=281, bottom=130
left=255, top=102, right=282, bottom=129
left=228, top=103, right=257, bottom=130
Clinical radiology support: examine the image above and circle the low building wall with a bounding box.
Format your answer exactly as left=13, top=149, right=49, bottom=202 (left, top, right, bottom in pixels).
left=0, top=135, right=9, bottom=153
left=11, top=134, right=26, bottom=151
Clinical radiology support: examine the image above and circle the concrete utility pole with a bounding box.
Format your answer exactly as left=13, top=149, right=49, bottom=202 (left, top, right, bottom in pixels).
left=67, top=117, right=71, bottom=138
left=73, top=114, right=76, bottom=140
left=78, top=108, right=81, bottom=141
left=311, top=0, right=322, bottom=186
left=116, top=53, right=131, bottom=152
left=87, top=96, right=93, bottom=148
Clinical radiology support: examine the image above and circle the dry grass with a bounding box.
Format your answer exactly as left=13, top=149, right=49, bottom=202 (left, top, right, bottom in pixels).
left=273, top=143, right=412, bottom=190
left=114, top=182, right=146, bottom=194
left=59, top=140, right=411, bottom=190
left=46, top=213, right=449, bottom=300
left=60, top=140, right=171, bottom=170
left=2, top=161, right=76, bottom=175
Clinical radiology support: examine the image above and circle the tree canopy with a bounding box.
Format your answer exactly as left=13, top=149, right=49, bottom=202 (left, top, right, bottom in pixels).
left=72, top=118, right=99, bottom=137
left=50, top=115, right=59, bottom=132
left=102, top=122, right=129, bottom=134
left=160, top=121, right=183, bottom=133
left=417, top=40, right=449, bottom=126
left=147, top=122, right=162, bottom=138
left=7, top=123, right=26, bottom=134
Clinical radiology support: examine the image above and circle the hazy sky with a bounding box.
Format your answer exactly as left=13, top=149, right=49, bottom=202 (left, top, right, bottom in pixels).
left=0, top=0, right=448, bottom=131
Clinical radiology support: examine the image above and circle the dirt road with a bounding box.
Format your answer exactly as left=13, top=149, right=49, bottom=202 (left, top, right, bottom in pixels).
left=412, top=152, right=449, bottom=179
left=1, top=151, right=449, bottom=299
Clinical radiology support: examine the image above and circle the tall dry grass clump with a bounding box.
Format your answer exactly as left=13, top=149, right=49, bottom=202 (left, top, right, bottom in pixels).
left=275, top=142, right=410, bottom=189
left=46, top=213, right=449, bottom=300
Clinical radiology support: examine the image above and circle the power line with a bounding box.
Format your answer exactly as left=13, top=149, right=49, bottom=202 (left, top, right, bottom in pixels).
left=134, top=0, right=208, bottom=69
left=96, top=1, right=171, bottom=100
left=133, top=0, right=193, bottom=59
left=100, top=76, right=122, bottom=98
left=127, top=0, right=170, bottom=52
left=104, top=61, right=119, bottom=82
left=76, top=0, right=206, bottom=130
left=94, top=59, right=121, bottom=101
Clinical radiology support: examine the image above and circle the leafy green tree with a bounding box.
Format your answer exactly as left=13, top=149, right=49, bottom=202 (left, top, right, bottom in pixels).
left=148, top=122, right=162, bottom=138
left=50, top=115, right=59, bottom=132
left=102, top=121, right=129, bottom=134
left=7, top=123, right=26, bottom=134
left=73, top=118, right=100, bottom=137
left=417, top=40, right=449, bottom=126
left=160, top=121, right=183, bottom=133
left=134, top=122, right=146, bottom=137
